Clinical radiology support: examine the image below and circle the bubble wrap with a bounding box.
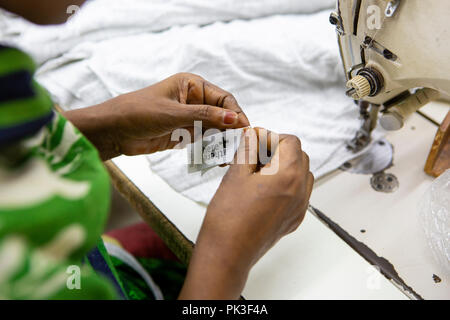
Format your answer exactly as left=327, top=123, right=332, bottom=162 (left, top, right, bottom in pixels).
left=419, top=169, right=450, bottom=275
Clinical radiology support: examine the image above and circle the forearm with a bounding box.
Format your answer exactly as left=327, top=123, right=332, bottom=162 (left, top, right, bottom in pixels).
left=62, top=101, right=121, bottom=161
left=179, top=233, right=250, bottom=300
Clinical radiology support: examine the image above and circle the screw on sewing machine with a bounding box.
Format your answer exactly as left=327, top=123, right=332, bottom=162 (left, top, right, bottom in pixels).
left=382, top=49, right=395, bottom=61
left=363, top=36, right=373, bottom=46
left=329, top=12, right=344, bottom=35
left=345, top=101, right=379, bottom=153
left=329, top=14, right=338, bottom=25
left=362, top=36, right=398, bottom=62
left=341, top=162, right=352, bottom=170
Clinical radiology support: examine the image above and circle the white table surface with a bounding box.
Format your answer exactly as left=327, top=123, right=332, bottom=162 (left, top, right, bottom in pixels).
left=421, top=100, right=450, bottom=124
left=311, top=112, right=449, bottom=300
left=112, top=154, right=407, bottom=300
left=111, top=103, right=448, bottom=300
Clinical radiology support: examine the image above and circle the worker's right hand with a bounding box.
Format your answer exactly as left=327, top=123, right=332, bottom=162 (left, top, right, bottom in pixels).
left=62, top=72, right=249, bottom=161
left=179, top=128, right=314, bottom=300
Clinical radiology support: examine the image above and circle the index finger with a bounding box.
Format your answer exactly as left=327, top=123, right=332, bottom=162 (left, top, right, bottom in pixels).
left=203, top=81, right=250, bottom=127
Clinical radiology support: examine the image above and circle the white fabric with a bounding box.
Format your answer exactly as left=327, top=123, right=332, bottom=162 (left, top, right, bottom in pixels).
left=0, top=0, right=384, bottom=205
left=0, top=0, right=335, bottom=64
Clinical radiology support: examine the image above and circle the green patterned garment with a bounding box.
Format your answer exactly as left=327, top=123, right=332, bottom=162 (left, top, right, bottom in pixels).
left=0, top=45, right=117, bottom=299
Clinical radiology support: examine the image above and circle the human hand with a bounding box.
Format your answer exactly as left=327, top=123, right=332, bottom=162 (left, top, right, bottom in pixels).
left=179, top=128, right=314, bottom=299
left=63, top=73, right=249, bottom=160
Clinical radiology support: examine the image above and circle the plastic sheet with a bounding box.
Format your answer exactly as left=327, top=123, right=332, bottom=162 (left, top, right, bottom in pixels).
left=419, top=169, right=450, bottom=275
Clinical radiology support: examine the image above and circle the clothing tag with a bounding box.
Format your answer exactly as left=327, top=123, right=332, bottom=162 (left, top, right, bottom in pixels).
left=187, top=129, right=244, bottom=174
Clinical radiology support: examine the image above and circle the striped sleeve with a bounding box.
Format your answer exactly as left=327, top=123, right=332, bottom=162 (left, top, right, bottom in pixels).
left=0, top=45, right=54, bottom=147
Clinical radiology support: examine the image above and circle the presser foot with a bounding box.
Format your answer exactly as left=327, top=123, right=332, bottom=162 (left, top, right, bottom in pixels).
left=346, top=129, right=372, bottom=153
left=346, top=101, right=379, bottom=153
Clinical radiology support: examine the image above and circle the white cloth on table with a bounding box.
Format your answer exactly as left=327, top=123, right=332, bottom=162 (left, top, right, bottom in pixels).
left=0, top=0, right=384, bottom=205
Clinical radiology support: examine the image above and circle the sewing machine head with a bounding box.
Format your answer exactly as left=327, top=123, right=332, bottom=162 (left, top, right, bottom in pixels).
left=331, top=0, right=450, bottom=151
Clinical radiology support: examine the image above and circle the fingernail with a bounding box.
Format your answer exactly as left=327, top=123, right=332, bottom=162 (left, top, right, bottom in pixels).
left=223, top=111, right=238, bottom=124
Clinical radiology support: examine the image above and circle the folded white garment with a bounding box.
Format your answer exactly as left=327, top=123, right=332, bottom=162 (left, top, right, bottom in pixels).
left=0, top=1, right=382, bottom=205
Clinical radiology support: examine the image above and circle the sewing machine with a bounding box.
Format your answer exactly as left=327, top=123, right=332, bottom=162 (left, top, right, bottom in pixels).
left=330, top=0, right=450, bottom=175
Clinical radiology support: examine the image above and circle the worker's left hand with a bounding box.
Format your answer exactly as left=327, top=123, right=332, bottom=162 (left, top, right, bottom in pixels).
left=63, top=73, right=250, bottom=160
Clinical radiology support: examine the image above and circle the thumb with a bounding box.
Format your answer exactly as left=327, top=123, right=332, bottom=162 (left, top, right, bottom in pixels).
left=228, top=128, right=258, bottom=176
left=178, top=104, right=241, bottom=129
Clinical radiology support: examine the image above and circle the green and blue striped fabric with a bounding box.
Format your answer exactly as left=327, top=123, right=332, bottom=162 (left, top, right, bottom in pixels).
left=0, top=44, right=117, bottom=299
